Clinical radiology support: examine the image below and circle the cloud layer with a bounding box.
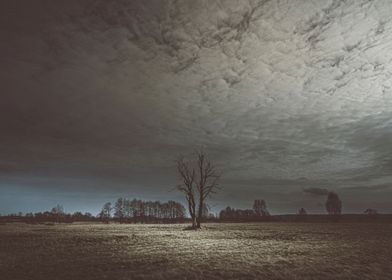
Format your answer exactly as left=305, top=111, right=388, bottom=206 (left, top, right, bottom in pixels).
left=1, top=0, right=392, bottom=214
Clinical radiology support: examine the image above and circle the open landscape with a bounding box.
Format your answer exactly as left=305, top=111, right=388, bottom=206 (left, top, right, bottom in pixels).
left=2, top=0, right=392, bottom=279
left=1, top=222, right=392, bottom=280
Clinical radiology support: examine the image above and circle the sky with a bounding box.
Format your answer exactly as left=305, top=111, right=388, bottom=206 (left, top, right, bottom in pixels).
left=1, top=0, right=392, bottom=215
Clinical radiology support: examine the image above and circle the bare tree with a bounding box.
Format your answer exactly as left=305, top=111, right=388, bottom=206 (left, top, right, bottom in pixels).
left=176, top=150, right=220, bottom=229
left=195, top=151, right=220, bottom=228
left=176, top=155, right=197, bottom=228
left=114, top=198, right=125, bottom=223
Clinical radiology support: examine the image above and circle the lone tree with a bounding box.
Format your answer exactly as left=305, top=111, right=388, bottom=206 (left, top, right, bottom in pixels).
left=176, top=156, right=197, bottom=228
left=325, top=192, right=342, bottom=215
left=176, top=150, right=220, bottom=229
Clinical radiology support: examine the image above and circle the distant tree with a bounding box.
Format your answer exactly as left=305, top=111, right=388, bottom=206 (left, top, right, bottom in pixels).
left=72, top=211, right=94, bottom=222
left=219, top=206, right=232, bottom=220
left=176, top=150, right=220, bottom=229
left=298, top=208, right=307, bottom=215
left=166, top=200, right=186, bottom=220
left=51, top=204, right=64, bottom=223
left=25, top=212, right=33, bottom=217
left=114, top=198, right=125, bottom=223
left=202, top=203, right=209, bottom=219
left=84, top=212, right=93, bottom=221
left=325, top=192, right=342, bottom=215
left=208, top=213, right=217, bottom=219
left=99, top=202, right=112, bottom=223
left=72, top=211, right=84, bottom=221
left=364, top=208, right=378, bottom=215
left=177, top=202, right=187, bottom=219
left=219, top=205, right=263, bottom=221
left=297, top=207, right=307, bottom=222
left=253, top=199, right=270, bottom=216
left=103, top=197, right=186, bottom=223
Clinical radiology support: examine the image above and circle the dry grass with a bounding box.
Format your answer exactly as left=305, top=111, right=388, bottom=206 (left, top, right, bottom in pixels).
left=1, top=222, right=391, bottom=279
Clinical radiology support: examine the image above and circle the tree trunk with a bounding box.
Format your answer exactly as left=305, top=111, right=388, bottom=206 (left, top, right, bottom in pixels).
left=196, top=197, right=203, bottom=228
left=196, top=218, right=200, bottom=228
left=187, top=201, right=196, bottom=228
left=191, top=215, right=197, bottom=228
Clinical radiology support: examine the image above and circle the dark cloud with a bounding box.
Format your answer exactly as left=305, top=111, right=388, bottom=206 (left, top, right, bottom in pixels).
left=1, top=0, right=392, bottom=214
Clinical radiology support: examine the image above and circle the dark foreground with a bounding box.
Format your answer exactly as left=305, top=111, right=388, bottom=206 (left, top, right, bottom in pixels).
left=1, top=222, right=391, bottom=279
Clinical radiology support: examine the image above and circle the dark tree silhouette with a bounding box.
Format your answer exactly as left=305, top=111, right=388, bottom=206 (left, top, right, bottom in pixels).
left=99, top=202, right=112, bottom=223
left=219, top=201, right=271, bottom=221
left=176, top=156, right=197, bottom=228
left=72, top=211, right=84, bottom=220
left=71, top=212, right=94, bottom=222
left=114, top=198, right=125, bottom=223
left=103, top=198, right=186, bottom=223
left=298, top=208, right=307, bottom=215
left=51, top=204, right=64, bottom=223
left=219, top=206, right=233, bottom=220
left=325, top=192, right=342, bottom=215
left=253, top=199, right=270, bottom=216
left=176, top=150, right=220, bottom=229
left=297, top=207, right=307, bottom=221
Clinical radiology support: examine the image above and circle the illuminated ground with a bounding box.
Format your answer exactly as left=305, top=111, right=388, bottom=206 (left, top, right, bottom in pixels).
left=1, top=222, right=391, bottom=279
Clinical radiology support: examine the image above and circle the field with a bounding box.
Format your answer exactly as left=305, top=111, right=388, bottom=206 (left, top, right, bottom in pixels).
left=1, top=222, right=392, bottom=280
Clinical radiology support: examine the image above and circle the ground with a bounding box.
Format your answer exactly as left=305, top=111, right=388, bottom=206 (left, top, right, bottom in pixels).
left=1, top=222, right=391, bottom=279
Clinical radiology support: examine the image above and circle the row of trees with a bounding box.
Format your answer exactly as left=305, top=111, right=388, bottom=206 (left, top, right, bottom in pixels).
left=99, top=198, right=187, bottom=223
left=174, top=151, right=366, bottom=226
left=2, top=198, right=189, bottom=224
left=1, top=205, right=96, bottom=223
left=0, top=146, right=380, bottom=227
left=0, top=192, right=380, bottom=225
left=296, top=192, right=343, bottom=216
left=219, top=200, right=270, bottom=220
left=218, top=192, right=343, bottom=222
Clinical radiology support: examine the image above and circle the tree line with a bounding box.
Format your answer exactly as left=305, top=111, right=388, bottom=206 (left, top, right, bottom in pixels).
left=0, top=204, right=95, bottom=224
left=0, top=199, right=188, bottom=224
left=218, top=194, right=340, bottom=222
left=219, top=199, right=270, bottom=221
left=98, top=198, right=187, bottom=223
left=0, top=152, right=383, bottom=226
left=0, top=191, right=382, bottom=224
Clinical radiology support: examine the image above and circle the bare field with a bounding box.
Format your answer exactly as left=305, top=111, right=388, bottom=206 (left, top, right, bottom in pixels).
left=1, top=223, right=391, bottom=280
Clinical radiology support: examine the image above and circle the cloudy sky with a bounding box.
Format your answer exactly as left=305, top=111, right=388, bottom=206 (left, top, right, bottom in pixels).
left=1, top=0, right=392, bottom=215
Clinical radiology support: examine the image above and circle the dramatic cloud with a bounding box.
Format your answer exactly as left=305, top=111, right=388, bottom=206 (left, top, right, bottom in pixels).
left=1, top=0, right=392, bottom=214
